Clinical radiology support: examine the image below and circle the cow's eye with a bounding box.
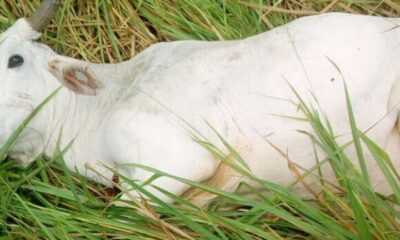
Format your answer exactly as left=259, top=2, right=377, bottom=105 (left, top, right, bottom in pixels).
left=8, top=55, right=24, bottom=68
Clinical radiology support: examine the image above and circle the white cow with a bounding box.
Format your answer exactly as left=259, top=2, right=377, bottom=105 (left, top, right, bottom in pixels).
left=1, top=0, right=400, bottom=204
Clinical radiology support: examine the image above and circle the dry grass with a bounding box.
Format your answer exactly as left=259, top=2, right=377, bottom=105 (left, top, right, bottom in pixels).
left=1, top=0, right=399, bottom=63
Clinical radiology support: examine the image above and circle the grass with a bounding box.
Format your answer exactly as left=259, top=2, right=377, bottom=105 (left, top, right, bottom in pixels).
left=0, top=0, right=400, bottom=239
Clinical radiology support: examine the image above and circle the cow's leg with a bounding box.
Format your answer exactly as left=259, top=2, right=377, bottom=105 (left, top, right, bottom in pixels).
left=118, top=171, right=199, bottom=204
left=183, top=155, right=243, bottom=207
left=105, top=118, right=219, bottom=204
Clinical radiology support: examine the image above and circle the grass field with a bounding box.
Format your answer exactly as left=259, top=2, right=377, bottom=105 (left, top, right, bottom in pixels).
left=1, top=0, right=400, bottom=239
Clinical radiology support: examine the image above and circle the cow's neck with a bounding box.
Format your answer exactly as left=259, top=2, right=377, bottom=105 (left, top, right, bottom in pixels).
left=42, top=57, right=146, bottom=166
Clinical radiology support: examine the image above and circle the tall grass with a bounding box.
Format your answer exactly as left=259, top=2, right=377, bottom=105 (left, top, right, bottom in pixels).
left=0, top=1, right=400, bottom=239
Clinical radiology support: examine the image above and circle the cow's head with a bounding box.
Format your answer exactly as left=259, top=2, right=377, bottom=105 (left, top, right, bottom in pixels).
left=0, top=0, right=101, bottom=164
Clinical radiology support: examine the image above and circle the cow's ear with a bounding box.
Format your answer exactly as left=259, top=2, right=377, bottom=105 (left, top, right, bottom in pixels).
left=48, top=58, right=103, bottom=95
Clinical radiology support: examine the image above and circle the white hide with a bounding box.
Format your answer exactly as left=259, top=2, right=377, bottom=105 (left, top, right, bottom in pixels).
left=1, top=13, right=400, bottom=202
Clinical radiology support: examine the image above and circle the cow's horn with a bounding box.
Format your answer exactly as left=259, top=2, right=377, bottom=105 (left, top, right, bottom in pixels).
left=27, top=0, right=61, bottom=32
